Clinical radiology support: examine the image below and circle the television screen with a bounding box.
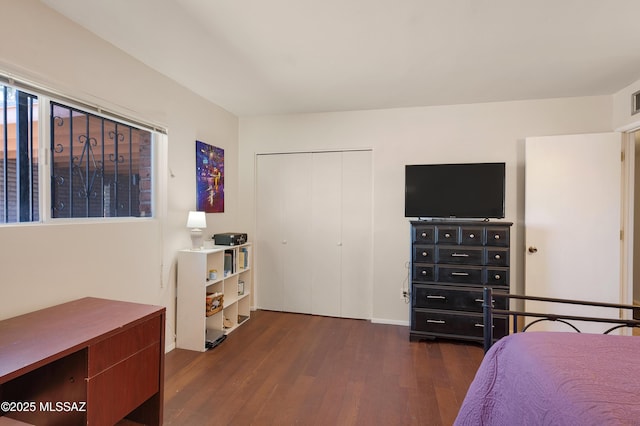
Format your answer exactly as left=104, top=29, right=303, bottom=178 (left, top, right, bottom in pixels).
left=404, top=162, right=505, bottom=219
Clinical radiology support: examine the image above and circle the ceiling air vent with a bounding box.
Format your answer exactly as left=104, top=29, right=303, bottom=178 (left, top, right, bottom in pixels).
left=633, top=90, right=640, bottom=115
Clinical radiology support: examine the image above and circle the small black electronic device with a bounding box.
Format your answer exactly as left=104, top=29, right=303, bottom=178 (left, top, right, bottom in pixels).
left=213, top=233, right=247, bottom=246
left=205, top=329, right=226, bottom=350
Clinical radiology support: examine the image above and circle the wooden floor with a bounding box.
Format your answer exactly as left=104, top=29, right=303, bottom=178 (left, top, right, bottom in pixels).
left=163, top=310, right=484, bottom=425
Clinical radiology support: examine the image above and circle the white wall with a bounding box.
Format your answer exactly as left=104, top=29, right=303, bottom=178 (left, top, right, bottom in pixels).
left=0, top=0, right=239, bottom=351
left=613, top=77, right=640, bottom=130
left=0, top=1, right=625, bottom=336
left=239, top=97, right=613, bottom=323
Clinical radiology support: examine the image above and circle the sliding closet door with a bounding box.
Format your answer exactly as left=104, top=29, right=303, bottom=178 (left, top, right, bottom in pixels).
left=255, top=154, right=312, bottom=313
left=311, top=152, right=342, bottom=317
left=341, top=151, right=372, bottom=319
left=311, top=150, right=373, bottom=319
left=255, top=154, right=283, bottom=311
left=256, top=150, right=372, bottom=319
left=282, top=155, right=313, bottom=313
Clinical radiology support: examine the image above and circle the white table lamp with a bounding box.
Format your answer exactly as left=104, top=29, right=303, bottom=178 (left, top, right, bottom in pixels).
left=187, top=211, right=207, bottom=250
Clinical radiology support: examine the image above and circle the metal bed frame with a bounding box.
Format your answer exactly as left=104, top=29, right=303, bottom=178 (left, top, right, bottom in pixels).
left=482, top=287, right=640, bottom=353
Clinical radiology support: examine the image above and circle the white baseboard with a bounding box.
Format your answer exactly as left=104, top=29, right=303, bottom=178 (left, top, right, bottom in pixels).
left=251, top=307, right=410, bottom=327
left=165, top=341, right=176, bottom=353
left=370, top=318, right=410, bottom=327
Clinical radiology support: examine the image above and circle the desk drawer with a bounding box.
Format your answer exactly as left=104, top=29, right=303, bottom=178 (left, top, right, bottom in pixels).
left=87, top=343, right=160, bottom=426
left=88, top=315, right=161, bottom=376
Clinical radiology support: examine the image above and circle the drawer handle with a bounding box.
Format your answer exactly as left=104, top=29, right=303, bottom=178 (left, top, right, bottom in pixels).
left=475, top=298, right=496, bottom=303
left=494, top=254, right=501, bottom=260
left=421, top=232, right=428, bottom=238
left=426, top=295, right=446, bottom=300
left=494, top=274, right=501, bottom=280
left=421, top=270, right=428, bottom=276
left=451, top=253, right=469, bottom=258
left=427, top=319, right=445, bottom=324
left=444, top=233, right=451, bottom=238
left=451, top=272, right=470, bottom=276
left=494, top=234, right=500, bottom=240
left=469, top=233, right=475, bottom=238
left=421, top=251, right=429, bottom=257
left=475, top=323, right=495, bottom=328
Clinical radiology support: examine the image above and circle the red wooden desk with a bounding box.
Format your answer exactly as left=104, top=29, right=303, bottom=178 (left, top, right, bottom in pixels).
left=0, top=297, right=165, bottom=425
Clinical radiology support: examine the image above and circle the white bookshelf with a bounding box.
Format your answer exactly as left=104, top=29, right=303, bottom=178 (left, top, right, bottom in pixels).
left=177, top=243, right=252, bottom=351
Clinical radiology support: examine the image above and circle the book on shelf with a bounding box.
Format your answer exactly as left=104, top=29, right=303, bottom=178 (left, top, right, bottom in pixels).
left=239, top=251, right=245, bottom=270
left=239, top=247, right=249, bottom=269
left=224, top=251, right=234, bottom=276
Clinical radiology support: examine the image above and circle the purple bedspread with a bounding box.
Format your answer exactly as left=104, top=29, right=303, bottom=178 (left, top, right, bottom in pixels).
left=454, top=332, right=640, bottom=425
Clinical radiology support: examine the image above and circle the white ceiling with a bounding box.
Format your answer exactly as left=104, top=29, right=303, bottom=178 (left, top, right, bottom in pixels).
left=40, top=0, right=640, bottom=116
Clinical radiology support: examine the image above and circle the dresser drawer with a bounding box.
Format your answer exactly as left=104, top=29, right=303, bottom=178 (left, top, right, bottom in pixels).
left=437, top=265, right=483, bottom=284
left=413, top=264, right=435, bottom=282
left=413, top=245, right=435, bottom=262
left=460, top=226, right=484, bottom=245
left=487, top=267, right=509, bottom=286
left=413, top=285, right=508, bottom=312
left=486, top=248, right=509, bottom=266
left=486, top=227, right=509, bottom=247
left=436, top=226, right=459, bottom=244
left=413, top=310, right=508, bottom=339
left=437, top=246, right=483, bottom=265
left=413, top=225, right=435, bottom=243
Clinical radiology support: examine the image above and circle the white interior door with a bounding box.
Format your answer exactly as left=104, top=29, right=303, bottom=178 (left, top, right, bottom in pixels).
left=525, top=133, right=622, bottom=332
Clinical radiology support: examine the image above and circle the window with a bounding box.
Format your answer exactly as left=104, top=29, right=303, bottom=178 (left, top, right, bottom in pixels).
left=0, top=85, right=39, bottom=223
left=0, top=80, right=158, bottom=224
left=51, top=103, right=153, bottom=218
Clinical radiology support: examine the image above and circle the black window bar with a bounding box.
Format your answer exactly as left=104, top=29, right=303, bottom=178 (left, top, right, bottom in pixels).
left=16, top=91, right=36, bottom=222
left=51, top=102, right=144, bottom=218
left=1, top=85, right=38, bottom=223
left=2, top=85, right=7, bottom=222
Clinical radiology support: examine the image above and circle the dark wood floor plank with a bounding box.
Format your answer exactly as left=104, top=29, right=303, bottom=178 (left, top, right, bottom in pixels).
left=163, top=310, right=483, bottom=425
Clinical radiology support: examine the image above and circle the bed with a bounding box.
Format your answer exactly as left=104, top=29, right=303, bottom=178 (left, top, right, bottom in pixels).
left=454, top=288, right=640, bottom=426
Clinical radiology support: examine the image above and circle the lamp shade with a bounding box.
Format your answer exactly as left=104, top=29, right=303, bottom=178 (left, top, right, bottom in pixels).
left=186, top=211, right=207, bottom=229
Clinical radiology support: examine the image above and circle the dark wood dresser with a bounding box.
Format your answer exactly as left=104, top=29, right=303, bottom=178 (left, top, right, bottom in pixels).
left=410, top=220, right=512, bottom=343
left=0, top=297, right=165, bottom=425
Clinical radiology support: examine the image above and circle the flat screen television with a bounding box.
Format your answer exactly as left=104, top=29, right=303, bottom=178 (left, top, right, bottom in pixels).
left=404, top=162, right=505, bottom=219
